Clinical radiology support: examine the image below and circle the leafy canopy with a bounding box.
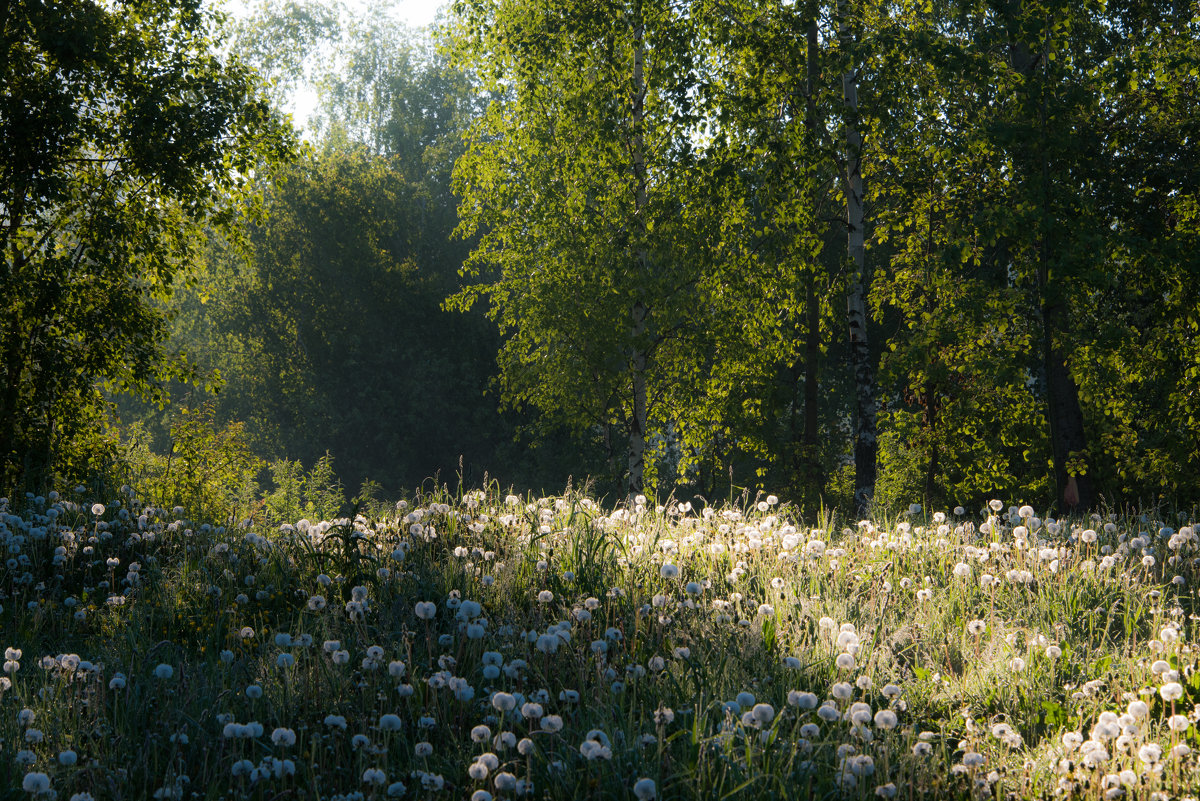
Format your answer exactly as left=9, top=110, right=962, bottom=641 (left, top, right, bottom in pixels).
left=0, top=0, right=295, bottom=490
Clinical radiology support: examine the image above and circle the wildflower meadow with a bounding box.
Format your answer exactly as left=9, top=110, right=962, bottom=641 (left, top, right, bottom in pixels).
left=2, top=486, right=1198, bottom=800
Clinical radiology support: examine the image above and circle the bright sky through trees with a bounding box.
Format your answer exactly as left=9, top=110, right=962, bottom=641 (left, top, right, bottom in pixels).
left=220, top=0, right=447, bottom=132
left=221, top=0, right=446, bottom=27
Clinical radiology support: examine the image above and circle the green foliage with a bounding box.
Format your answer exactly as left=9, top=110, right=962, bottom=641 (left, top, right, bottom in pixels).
left=865, top=0, right=1200, bottom=510
left=260, top=452, right=348, bottom=523
left=446, top=0, right=834, bottom=497
left=303, top=452, right=346, bottom=521
left=107, top=2, right=608, bottom=501
left=150, top=139, right=590, bottom=496
left=263, top=458, right=307, bottom=523
left=118, top=403, right=263, bottom=524
left=0, top=0, right=295, bottom=493
left=57, top=0, right=1200, bottom=520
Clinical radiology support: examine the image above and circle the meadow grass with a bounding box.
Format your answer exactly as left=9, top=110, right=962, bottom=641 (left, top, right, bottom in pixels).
left=1, top=486, right=1198, bottom=800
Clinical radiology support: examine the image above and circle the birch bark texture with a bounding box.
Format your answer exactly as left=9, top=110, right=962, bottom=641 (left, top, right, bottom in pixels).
left=627, top=0, right=649, bottom=497
left=838, top=0, right=877, bottom=515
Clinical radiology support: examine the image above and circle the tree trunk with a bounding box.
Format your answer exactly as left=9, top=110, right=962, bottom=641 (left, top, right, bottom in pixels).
left=800, top=6, right=824, bottom=504
left=628, top=302, right=648, bottom=497
left=839, top=0, right=877, bottom=516
left=626, top=0, right=649, bottom=498
left=922, top=381, right=939, bottom=504
left=1037, top=99, right=1092, bottom=513
left=1008, top=0, right=1093, bottom=511
left=802, top=281, right=823, bottom=491
left=1042, top=320, right=1093, bottom=510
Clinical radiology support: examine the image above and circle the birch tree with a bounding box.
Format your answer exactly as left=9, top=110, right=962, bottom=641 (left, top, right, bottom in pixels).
left=447, top=0, right=711, bottom=496
left=869, top=0, right=1200, bottom=509
left=838, top=0, right=878, bottom=514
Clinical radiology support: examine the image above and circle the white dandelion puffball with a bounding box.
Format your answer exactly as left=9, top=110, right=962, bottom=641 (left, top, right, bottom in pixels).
left=271, top=727, right=296, bottom=747
left=752, top=703, right=775, bottom=724
left=23, top=773, right=51, bottom=794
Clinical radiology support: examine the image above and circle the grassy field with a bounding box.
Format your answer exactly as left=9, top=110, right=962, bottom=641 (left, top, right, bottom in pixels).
left=1, top=485, right=1198, bottom=800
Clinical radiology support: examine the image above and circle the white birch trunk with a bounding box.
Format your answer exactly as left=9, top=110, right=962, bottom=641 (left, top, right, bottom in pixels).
left=627, top=0, right=649, bottom=498
left=839, top=0, right=877, bottom=514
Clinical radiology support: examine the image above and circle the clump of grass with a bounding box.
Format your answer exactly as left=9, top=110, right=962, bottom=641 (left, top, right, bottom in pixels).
left=1, top=488, right=1198, bottom=799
